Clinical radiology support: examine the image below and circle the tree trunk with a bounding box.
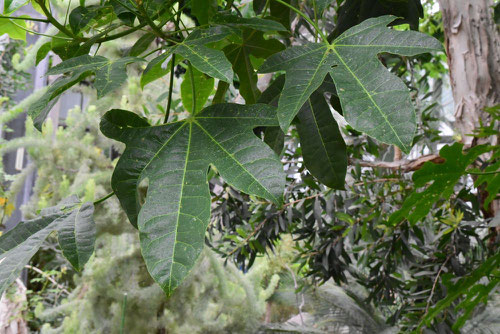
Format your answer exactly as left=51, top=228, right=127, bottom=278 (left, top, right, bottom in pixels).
left=438, top=0, right=500, bottom=231
left=438, top=0, right=500, bottom=148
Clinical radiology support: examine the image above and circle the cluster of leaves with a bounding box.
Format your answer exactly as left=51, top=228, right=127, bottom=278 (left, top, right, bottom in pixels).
left=0, top=0, right=498, bottom=332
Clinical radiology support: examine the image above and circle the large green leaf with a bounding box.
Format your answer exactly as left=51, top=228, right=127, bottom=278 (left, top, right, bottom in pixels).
left=100, top=104, right=285, bottom=295
left=0, top=196, right=95, bottom=295
left=259, top=15, right=441, bottom=152
left=297, top=91, right=347, bottom=189
left=29, top=55, right=142, bottom=130
left=223, top=29, right=285, bottom=104
left=173, top=27, right=234, bottom=83
left=389, top=143, right=491, bottom=225
left=181, top=66, right=214, bottom=114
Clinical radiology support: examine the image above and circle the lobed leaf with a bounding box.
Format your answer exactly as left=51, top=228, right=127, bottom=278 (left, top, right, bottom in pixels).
left=100, top=104, right=285, bottom=295
left=260, top=15, right=442, bottom=152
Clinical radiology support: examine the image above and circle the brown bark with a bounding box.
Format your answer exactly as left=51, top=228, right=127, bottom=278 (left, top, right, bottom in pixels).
left=438, top=0, right=500, bottom=148
left=350, top=154, right=444, bottom=172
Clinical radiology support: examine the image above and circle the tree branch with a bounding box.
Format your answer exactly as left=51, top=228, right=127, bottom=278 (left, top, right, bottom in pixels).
left=350, top=154, right=444, bottom=172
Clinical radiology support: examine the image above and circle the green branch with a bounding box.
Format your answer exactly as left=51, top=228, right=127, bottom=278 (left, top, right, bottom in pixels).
left=466, top=169, right=500, bottom=175
left=34, top=0, right=83, bottom=41
left=0, top=15, right=50, bottom=23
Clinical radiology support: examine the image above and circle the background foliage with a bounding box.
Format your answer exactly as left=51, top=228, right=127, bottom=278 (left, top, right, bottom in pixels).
left=0, top=0, right=498, bottom=333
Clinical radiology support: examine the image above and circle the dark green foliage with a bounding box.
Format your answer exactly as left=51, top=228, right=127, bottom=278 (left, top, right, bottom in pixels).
left=1, top=1, right=497, bottom=332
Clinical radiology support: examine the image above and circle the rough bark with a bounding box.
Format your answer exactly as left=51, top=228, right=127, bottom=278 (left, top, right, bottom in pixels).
left=438, top=0, right=500, bottom=233
left=438, top=0, right=500, bottom=148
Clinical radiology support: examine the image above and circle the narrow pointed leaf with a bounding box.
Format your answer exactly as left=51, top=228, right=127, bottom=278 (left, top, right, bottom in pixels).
left=297, top=92, right=347, bottom=189
left=259, top=15, right=441, bottom=152
left=129, top=32, right=156, bottom=57
left=0, top=196, right=95, bottom=295
left=100, top=104, right=285, bottom=295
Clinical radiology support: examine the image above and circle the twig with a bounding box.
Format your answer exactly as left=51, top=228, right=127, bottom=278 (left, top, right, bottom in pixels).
left=284, top=263, right=305, bottom=325
left=425, top=255, right=451, bottom=314
left=353, top=178, right=401, bottom=186
left=350, top=154, right=443, bottom=172
left=24, top=265, right=70, bottom=295
left=226, top=218, right=269, bottom=256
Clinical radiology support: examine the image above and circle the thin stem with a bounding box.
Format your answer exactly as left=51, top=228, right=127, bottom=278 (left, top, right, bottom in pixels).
left=93, top=192, right=114, bottom=205
left=95, top=23, right=142, bottom=43
left=466, top=169, right=500, bottom=175
left=143, top=47, right=162, bottom=58
left=424, top=255, right=451, bottom=315
left=188, top=61, right=196, bottom=114
left=260, top=0, right=270, bottom=18
left=226, top=218, right=269, bottom=256
left=312, top=0, right=318, bottom=42
left=0, top=15, right=50, bottom=23
left=273, top=0, right=328, bottom=43
left=119, top=293, right=128, bottom=334
left=25, top=265, right=70, bottom=295
left=10, top=20, right=73, bottom=40
left=164, top=54, right=176, bottom=123
left=63, top=0, right=72, bottom=27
